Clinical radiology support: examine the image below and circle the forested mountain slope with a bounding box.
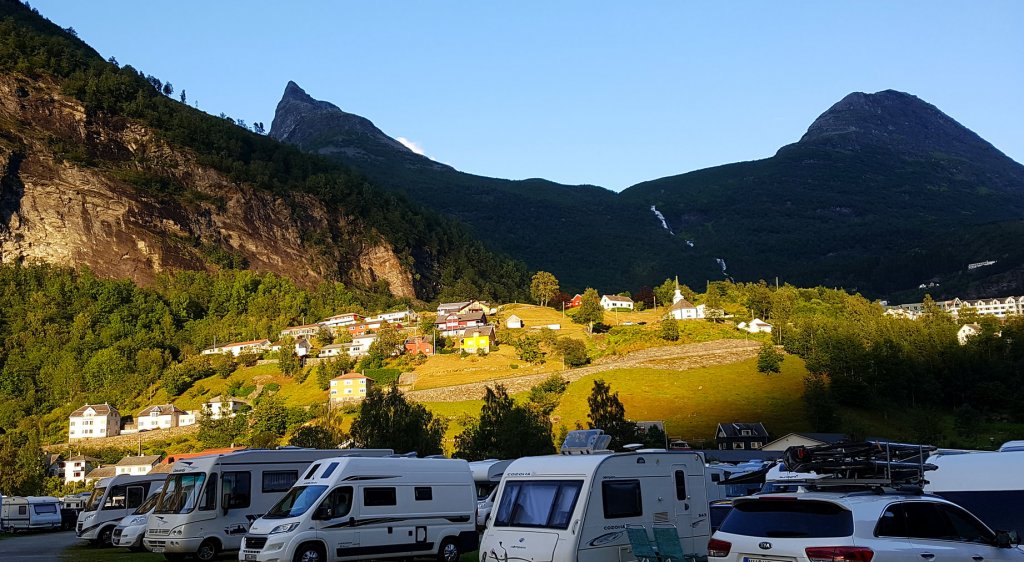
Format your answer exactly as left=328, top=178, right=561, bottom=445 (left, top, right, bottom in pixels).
left=0, top=0, right=527, bottom=303
left=622, top=90, right=1024, bottom=297
left=270, top=82, right=704, bottom=292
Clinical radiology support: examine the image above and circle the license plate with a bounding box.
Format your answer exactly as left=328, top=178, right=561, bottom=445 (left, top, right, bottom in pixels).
left=151, top=547, right=165, bottom=553
left=745, top=557, right=781, bottom=562
left=245, top=555, right=258, bottom=561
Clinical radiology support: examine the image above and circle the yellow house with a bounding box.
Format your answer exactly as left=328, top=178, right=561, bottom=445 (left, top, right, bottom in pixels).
left=329, top=372, right=372, bottom=404
left=460, top=325, right=496, bottom=354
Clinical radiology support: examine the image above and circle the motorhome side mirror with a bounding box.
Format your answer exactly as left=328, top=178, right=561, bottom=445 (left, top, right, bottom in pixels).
left=348, top=516, right=355, bottom=527
left=994, top=530, right=1016, bottom=548
left=313, top=506, right=332, bottom=520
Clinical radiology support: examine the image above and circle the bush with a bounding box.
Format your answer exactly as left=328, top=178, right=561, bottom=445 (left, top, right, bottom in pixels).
left=363, top=368, right=401, bottom=386
left=555, top=337, right=589, bottom=367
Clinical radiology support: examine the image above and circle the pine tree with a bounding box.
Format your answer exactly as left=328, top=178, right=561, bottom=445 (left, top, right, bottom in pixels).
left=757, top=342, right=783, bottom=374
left=454, top=385, right=554, bottom=460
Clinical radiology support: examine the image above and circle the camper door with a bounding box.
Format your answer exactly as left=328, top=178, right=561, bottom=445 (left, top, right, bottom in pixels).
left=671, top=462, right=709, bottom=555
left=315, top=486, right=359, bottom=558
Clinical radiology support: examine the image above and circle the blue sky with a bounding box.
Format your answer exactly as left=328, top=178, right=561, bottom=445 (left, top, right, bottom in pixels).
left=29, top=1, right=1024, bottom=191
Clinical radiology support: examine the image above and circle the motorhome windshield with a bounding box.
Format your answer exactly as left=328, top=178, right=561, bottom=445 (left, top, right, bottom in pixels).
left=84, top=487, right=106, bottom=512
left=155, top=473, right=207, bottom=514
left=494, top=480, right=583, bottom=530
left=133, top=491, right=162, bottom=515
left=264, top=485, right=328, bottom=519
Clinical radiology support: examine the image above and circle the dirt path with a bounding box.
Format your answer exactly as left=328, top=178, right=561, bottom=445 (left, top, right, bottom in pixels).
left=405, top=339, right=762, bottom=402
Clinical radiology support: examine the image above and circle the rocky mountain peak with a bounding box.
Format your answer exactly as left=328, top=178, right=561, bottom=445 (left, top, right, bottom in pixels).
left=269, top=82, right=450, bottom=171
left=788, top=89, right=1005, bottom=160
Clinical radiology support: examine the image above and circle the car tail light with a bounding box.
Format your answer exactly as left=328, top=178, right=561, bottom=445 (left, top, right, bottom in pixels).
left=708, top=538, right=732, bottom=558
left=805, top=547, right=874, bottom=562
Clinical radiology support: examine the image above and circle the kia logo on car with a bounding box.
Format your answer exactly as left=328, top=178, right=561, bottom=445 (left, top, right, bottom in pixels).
left=759, top=542, right=773, bottom=550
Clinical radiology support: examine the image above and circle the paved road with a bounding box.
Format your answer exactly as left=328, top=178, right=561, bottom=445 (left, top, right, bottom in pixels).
left=0, top=530, right=81, bottom=561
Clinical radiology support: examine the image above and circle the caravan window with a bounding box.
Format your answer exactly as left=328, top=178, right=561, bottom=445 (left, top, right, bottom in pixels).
left=493, top=480, right=583, bottom=530
left=603, top=480, right=643, bottom=519
left=126, top=485, right=146, bottom=509
left=223, top=471, right=252, bottom=509
left=18, top=505, right=27, bottom=515
left=364, top=487, right=397, bottom=507
left=674, top=471, right=687, bottom=500
left=415, top=487, right=433, bottom=501
left=32, top=503, right=57, bottom=514
left=156, top=473, right=206, bottom=514
left=263, top=471, right=299, bottom=493
left=320, top=486, right=354, bottom=519
left=199, top=473, right=217, bottom=511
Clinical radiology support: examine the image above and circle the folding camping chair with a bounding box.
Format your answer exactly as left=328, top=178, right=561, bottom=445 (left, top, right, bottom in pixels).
left=653, top=524, right=687, bottom=562
left=626, top=524, right=660, bottom=562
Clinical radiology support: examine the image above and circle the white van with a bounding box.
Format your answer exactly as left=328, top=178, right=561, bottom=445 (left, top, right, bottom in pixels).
left=469, top=459, right=512, bottom=530
left=241, top=457, right=479, bottom=562
left=0, top=496, right=62, bottom=531
left=926, top=446, right=1024, bottom=536
left=144, top=448, right=392, bottom=561
left=479, top=430, right=710, bottom=562
left=112, top=485, right=163, bottom=550
left=77, top=473, right=165, bottom=546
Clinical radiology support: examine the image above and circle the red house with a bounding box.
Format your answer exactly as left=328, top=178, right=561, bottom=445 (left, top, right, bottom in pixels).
left=404, top=336, right=434, bottom=355
left=567, top=294, right=583, bottom=309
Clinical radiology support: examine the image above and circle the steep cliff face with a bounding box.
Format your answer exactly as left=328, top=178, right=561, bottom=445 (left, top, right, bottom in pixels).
left=0, top=74, right=416, bottom=297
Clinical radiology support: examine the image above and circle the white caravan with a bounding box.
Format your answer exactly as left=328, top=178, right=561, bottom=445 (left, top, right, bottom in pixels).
left=926, top=445, right=1024, bottom=536
left=77, top=473, right=166, bottom=545
left=144, top=448, right=392, bottom=561
left=0, top=496, right=62, bottom=531
left=479, top=430, right=710, bottom=562
left=113, top=485, right=163, bottom=550
left=241, top=457, right=479, bottom=562
left=470, top=459, right=512, bottom=529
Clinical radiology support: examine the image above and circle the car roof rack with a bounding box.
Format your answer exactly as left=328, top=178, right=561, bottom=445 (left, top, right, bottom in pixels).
left=781, top=440, right=937, bottom=492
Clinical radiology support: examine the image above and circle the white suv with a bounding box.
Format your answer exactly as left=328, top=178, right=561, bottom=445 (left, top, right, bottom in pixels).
left=709, top=492, right=1022, bottom=562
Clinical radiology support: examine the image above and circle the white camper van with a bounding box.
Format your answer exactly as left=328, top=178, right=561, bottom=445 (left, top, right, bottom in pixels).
left=241, top=457, right=479, bottom=562
left=470, top=459, right=512, bottom=530
left=77, top=473, right=166, bottom=545
left=926, top=445, right=1024, bottom=536
left=0, top=496, right=62, bottom=531
left=144, top=448, right=392, bottom=561
left=479, top=430, right=710, bottom=562
left=112, top=484, right=163, bottom=550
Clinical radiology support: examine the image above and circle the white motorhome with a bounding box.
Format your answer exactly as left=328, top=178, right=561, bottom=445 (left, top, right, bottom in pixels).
left=926, top=445, right=1024, bottom=536
left=144, top=448, right=392, bottom=561
left=479, top=430, right=709, bottom=562
left=469, top=459, right=512, bottom=530
left=0, top=496, right=62, bottom=532
left=112, top=484, right=163, bottom=550
left=77, top=473, right=165, bottom=545
left=241, top=457, right=479, bottom=562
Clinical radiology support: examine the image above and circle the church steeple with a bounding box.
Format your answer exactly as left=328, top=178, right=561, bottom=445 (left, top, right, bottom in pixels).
left=673, top=276, right=683, bottom=304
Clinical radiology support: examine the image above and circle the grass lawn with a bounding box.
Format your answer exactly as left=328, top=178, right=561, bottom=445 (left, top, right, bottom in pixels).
left=61, top=544, right=480, bottom=561
left=551, top=355, right=809, bottom=444
left=410, top=346, right=559, bottom=390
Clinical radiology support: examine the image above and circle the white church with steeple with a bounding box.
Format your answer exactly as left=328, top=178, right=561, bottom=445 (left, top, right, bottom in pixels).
left=668, top=277, right=705, bottom=320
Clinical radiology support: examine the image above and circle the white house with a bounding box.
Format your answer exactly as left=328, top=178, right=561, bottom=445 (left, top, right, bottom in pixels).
left=957, top=323, right=982, bottom=345
left=279, top=323, right=321, bottom=339
left=505, top=314, right=524, bottom=329
left=329, top=373, right=372, bottom=405
left=202, top=396, right=246, bottom=419
left=600, top=295, right=635, bottom=310
left=739, top=318, right=773, bottom=334
left=136, top=404, right=189, bottom=431
left=367, top=310, right=416, bottom=324
left=318, top=343, right=347, bottom=358
left=64, top=455, right=101, bottom=484
left=271, top=336, right=314, bottom=357
left=319, top=312, right=364, bottom=328
left=114, top=455, right=161, bottom=476
left=69, top=403, right=121, bottom=441
left=337, top=335, right=378, bottom=358
left=200, top=338, right=271, bottom=357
